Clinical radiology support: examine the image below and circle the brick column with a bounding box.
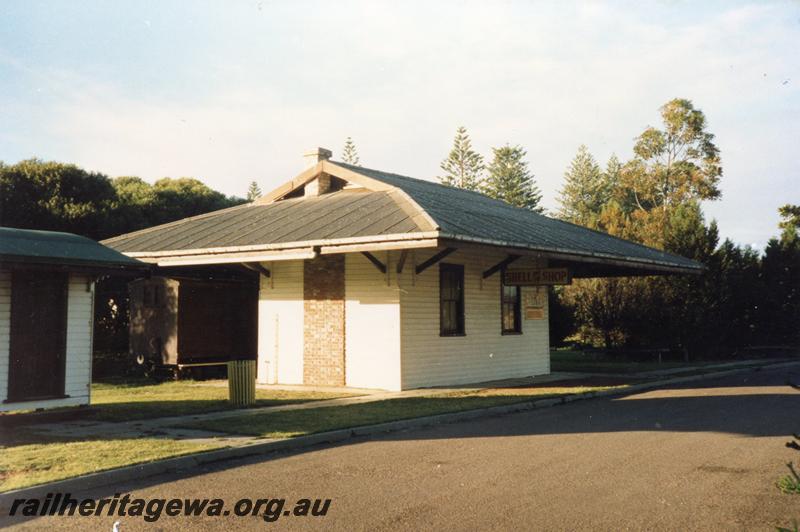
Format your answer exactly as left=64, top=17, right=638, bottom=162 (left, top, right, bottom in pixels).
left=303, top=255, right=345, bottom=385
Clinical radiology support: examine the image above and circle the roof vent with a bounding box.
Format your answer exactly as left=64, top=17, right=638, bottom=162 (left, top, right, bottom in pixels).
left=303, top=147, right=332, bottom=169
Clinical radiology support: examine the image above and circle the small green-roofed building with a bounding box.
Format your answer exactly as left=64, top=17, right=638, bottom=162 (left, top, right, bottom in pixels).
left=1, top=227, right=147, bottom=270
left=103, top=148, right=702, bottom=391
left=0, top=227, right=148, bottom=411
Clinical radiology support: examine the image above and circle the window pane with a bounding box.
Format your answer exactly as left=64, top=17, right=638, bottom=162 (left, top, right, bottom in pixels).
left=440, top=264, right=464, bottom=335
left=502, top=285, right=515, bottom=301
left=501, top=285, right=520, bottom=332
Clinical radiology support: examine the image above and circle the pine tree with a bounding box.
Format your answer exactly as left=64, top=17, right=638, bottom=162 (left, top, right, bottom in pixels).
left=557, top=145, right=604, bottom=225
left=342, top=137, right=360, bottom=166
left=246, top=181, right=262, bottom=201
left=778, top=204, right=800, bottom=241
left=604, top=153, right=622, bottom=190
left=438, top=126, right=484, bottom=191
left=483, top=144, right=543, bottom=212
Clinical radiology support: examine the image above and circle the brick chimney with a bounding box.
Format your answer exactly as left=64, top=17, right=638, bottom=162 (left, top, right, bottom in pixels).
left=303, top=147, right=333, bottom=197
left=303, top=147, right=332, bottom=169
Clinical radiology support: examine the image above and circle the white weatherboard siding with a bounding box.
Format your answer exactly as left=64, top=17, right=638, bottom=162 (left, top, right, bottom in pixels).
left=345, top=252, right=401, bottom=391
left=0, top=272, right=94, bottom=411
left=63, top=274, right=93, bottom=405
left=399, top=249, right=550, bottom=389
left=257, top=260, right=304, bottom=384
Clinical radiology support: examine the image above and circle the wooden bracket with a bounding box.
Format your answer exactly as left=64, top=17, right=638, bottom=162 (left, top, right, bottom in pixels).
left=362, top=252, right=387, bottom=274
left=241, top=262, right=271, bottom=278
left=415, top=247, right=457, bottom=275
left=396, top=250, right=409, bottom=274
left=482, top=254, right=521, bottom=279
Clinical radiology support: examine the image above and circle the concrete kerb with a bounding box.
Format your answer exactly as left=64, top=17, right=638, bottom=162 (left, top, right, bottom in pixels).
left=2, top=359, right=798, bottom=505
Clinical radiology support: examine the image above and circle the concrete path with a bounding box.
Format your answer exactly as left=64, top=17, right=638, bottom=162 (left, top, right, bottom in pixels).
left=4, top=365, right=798, bottom=530
left=18, top=362, right=782, bottom=444
left=25, top=371, right=589, bottom=443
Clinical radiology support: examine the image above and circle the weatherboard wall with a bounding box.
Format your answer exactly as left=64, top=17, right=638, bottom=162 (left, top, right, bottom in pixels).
left=63, top=274, right=94, bottom=406
left=0, top=271, right=94, bottom=411
left=399, top=248, right=550, bottom=389
left=257, top=260, right=305, bottom=385
left=344, top=252, right=402, bottom=391
left=255, top=249, right=550, bottom=391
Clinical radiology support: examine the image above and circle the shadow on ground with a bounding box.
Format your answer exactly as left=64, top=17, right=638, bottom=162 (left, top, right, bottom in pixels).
left=1, top=364, right=798, bottom=523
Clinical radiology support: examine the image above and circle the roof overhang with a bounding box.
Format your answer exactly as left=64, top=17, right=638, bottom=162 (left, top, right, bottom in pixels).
left=121, top=233, right=700, bottom=276
left=437, top=237, right=703, bottom=276
left=0, top=255, right=151, bottom=276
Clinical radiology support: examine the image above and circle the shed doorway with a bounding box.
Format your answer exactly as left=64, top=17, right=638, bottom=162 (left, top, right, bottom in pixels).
left=7, top=272, right=68, bottom=401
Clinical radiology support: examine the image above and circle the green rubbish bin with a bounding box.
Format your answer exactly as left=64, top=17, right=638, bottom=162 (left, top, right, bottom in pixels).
left=227, top=360, right=256, bottom=407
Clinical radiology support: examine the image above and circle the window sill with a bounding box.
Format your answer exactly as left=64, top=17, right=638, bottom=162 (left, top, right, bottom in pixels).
left=439, top=333, right=466, bottom=337
left=501, top=331, right=523, bottom=336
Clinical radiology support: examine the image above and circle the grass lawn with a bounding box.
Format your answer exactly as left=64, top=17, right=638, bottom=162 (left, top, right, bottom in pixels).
left=0, top=380, right=355, bottom=491
left=175, top=380, right=632, bottom=439
left=0, top=437, right=221, bottom=492
left=549, top=349, right=762, bottom=374
left=89, top=380, right=357, bottom=421
left=3, top=380, right=357, bottom=425
left=0, top=378, right=633, bottom=491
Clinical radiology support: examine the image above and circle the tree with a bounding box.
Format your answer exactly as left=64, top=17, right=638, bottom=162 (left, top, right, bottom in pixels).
left=109, top=176, right=158, bottom=235
left=620, top=98, right=722, bottom=246
left=438, top=126, right=484, bottom=191
left=555, top=99, right=730, bottom=355
left=778, top=204, right=800, bottom=241
left=0, top=157, right=251, bottom=377
left=148, top=177, right=245, bottom=226
left=247, top=181, right=262, bottom=201
left=759, top=205, right=800, bottom=345
left=483, top=144, right=543, bottom=212
left=342, top=137, right=360, bottom=166
left=557, top=145, right=605, bottom=226
left=0, top=159, right=117, bottom=240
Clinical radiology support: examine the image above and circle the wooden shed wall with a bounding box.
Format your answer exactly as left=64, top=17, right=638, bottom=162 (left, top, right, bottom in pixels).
left=130, top=276, right=258, bottom=366
left=129, top=277, right=179, bottom=365
left=177, top=279, right=258, bottom=363
left=0, top=271, right=94, bottom=411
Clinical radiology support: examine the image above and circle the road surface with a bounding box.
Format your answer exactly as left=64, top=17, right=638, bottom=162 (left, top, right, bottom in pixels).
left=3, top=365, right=800, bottom=531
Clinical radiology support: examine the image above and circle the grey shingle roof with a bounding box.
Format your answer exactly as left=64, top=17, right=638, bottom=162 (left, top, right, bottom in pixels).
left=102, top=160, right=701, bottom=273
left=0, top=227, right=147, bottom=269
left=334, top=162, right=701, bottom=271
left=104, top=188, right=426, bottom=253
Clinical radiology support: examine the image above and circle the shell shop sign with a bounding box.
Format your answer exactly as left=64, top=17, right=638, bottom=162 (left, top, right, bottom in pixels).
left=503, top=268, right=571, bottom=286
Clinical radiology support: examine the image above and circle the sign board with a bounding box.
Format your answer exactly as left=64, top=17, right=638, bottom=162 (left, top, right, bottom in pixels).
left=523, top=288, right=547, bottom=320
left=503, top=268, right=571, bottom=286
left=524, top=307, right=546, bottom=320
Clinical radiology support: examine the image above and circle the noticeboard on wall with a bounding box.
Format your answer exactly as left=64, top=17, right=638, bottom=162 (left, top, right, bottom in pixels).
left=523, top=287, right=547, bottom=321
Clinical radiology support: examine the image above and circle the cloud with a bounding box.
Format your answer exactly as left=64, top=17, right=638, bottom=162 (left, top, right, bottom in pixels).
left=2, top=0, right=798, bottom=247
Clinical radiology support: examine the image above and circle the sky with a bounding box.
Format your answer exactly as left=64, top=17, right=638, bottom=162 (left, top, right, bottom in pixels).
left=1, top=0, right=798, bottom=249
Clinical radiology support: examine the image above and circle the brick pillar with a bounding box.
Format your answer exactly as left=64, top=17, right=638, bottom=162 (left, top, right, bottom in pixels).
left=303, top=255, right=345, bottom=385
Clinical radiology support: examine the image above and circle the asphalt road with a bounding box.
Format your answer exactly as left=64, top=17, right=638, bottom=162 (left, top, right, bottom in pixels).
left=3, top=365, right=800, bottom=531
